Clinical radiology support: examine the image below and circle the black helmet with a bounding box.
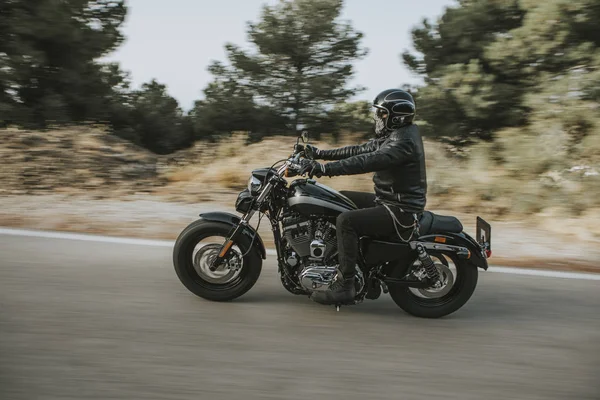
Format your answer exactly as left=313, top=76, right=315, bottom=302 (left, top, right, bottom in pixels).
left=372, top=89, right=416, bottom=137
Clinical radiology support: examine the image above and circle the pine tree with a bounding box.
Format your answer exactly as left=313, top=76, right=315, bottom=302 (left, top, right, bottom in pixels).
left=201, top=0, right=368, bottom=136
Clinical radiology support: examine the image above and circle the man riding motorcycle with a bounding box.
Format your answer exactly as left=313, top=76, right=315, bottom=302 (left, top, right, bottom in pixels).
left=298, top=88, right=428, bottom=305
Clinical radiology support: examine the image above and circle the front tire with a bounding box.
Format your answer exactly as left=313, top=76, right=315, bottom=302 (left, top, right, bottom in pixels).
left=388, top=253, right=478, bottom=318
left=173, top=219, right=263, bottom=302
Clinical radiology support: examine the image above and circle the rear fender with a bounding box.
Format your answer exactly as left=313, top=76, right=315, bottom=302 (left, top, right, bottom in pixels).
left=416, top=232, right=489, bottom=270
left=199, top=212, right=267, bottom=260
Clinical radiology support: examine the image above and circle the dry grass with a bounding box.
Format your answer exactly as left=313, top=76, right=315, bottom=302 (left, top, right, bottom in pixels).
left=2, top=126, right=599, bottom=240
left=155, top=130, right=600, bottom=240
left=164, top=168, right=198, bottom=183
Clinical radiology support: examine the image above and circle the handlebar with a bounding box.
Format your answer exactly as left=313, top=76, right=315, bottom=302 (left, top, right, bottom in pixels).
left=278, top=144, right=312, bottom=178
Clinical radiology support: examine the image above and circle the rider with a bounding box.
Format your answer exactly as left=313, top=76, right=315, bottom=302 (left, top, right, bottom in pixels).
left=298, top=88, right=428, bottom=305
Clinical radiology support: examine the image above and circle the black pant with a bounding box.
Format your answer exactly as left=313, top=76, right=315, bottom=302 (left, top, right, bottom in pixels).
left=336, top=191, right=417, bottom=277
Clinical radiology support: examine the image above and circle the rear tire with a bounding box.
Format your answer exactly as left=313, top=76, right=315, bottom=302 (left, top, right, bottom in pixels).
left=388, top=253, right=478, bottom=318
left=173, top=219, right=263, bottom=302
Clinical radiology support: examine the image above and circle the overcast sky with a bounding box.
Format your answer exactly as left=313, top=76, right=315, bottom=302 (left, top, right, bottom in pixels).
left=104, top=0, right=456, bottom=111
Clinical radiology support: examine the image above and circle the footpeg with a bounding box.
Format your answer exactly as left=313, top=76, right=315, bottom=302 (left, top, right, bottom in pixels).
left=365, top=278, right=382, bottom=300
left=380, top=281, right=389, bottom=294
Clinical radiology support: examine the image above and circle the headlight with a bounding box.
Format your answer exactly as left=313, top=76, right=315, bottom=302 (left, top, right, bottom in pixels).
left=248, top=175, right=262, bottom=195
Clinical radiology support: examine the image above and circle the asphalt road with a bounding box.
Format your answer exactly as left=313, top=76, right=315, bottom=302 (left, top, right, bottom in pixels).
left=1, top=233, right=599, bottom=400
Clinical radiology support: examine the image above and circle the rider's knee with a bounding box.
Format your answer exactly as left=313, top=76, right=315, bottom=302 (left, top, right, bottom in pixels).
left=337, top=211, right=353, bottom=230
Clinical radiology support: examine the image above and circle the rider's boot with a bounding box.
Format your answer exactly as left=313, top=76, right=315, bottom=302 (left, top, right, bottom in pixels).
left=310, top=269, right=356, bottom=305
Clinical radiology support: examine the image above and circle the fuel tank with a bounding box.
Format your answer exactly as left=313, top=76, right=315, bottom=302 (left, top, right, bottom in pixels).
left=288, top=179, right=357, bottom=218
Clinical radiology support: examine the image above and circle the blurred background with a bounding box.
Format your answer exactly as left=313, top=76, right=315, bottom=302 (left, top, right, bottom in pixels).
left=1, top=0, right=599, bottom=270
left=1, top=1, right=600, bottom=399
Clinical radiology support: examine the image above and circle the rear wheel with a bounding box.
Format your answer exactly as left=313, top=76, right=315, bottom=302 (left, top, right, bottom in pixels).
left=173, top=220, right=263, bottom=302
left=388, top=252, right=478, bottom=318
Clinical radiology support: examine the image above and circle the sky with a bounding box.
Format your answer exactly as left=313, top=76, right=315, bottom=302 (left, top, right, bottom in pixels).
left=104, top=0, right=457, bottom=111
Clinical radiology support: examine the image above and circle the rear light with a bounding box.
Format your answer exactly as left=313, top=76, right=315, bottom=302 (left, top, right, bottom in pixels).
left=485, top=249, right=492, bottom=258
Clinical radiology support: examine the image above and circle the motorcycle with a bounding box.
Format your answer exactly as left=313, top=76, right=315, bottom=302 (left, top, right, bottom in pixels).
left=172, top=132, right=492, bottom=318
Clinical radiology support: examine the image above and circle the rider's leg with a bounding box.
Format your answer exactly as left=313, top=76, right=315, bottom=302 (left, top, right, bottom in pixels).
left=339, top=191, right=376, bottom=210
left=311, top=203, right=416, bottom=304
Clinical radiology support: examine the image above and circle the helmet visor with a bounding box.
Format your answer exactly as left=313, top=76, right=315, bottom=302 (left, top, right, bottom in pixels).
left=372, top=105, right=389, bottom=136
left=373, top=105, right=388, bottom=120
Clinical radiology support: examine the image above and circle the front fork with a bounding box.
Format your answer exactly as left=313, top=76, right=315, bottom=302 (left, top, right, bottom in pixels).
left=209, top=175, right=280, bottom=272
left=209, top=211, right=254, bottom=272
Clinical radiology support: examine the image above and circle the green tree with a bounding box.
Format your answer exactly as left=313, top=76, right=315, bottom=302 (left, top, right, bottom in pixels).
left=402, top=0, right=526, bottom=142
left=204, top=0, right=367, bottom=135
left=490, top=0, right=600, bottom=169
left=188, top=62, right=287, bottom=141
left=329, top=100, right=373, bottom=140
left=129, top=80, right=193, bottom=154
left=403, top=0, right=600, bottom=153
left=0, top=0, right=127, bottom=126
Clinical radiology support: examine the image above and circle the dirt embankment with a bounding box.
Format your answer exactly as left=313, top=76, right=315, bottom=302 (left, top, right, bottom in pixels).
left=1, top=127, right=164, bottom=196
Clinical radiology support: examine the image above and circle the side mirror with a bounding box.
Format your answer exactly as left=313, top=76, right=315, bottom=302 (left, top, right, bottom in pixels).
left=300, top=130, right=309, bottom=143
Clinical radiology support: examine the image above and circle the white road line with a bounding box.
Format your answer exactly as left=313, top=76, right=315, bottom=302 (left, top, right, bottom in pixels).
left=1, top=227, right=599, bottom=281
left=488, top=266, right=600, bottom=280
left=0, top=227, right=174, bottom=248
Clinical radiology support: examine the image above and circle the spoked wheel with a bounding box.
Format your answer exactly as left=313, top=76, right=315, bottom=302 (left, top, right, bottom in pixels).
left=388, top=252, right=478, bottom=318
left=173, top=220, right=263, bottom=302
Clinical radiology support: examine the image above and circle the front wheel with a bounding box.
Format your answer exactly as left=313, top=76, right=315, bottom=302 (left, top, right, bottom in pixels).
left=388, top=252, right=478, bottom=318
left=173, top=219, right=263, bottom=302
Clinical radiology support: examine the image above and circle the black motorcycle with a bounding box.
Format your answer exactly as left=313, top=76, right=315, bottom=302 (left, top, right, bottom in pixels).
left=173, top=132, right=492, bottom=318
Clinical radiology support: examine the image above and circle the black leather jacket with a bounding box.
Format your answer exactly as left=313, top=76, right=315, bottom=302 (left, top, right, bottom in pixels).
left=318, top=124, right=427, bottom=213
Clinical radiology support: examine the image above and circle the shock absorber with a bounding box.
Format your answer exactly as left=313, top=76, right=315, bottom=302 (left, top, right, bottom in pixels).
left=416, top=244, right=440, bottom=282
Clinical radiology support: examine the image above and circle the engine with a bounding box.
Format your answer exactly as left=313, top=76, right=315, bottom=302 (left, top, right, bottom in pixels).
left=282, top=215, right=364, bottom=293
left=282, top=215, right=338, bottom=262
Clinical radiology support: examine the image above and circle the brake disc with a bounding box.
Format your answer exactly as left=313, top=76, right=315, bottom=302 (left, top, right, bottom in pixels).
left=416, top=263, right=455, bottom=298
left=193, top=243, right=242, bottom=284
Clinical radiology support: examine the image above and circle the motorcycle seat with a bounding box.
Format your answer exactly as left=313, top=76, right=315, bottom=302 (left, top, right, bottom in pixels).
left=370, top=211, right=463, bottom=244
left=418, top=211, right=463, bottom=236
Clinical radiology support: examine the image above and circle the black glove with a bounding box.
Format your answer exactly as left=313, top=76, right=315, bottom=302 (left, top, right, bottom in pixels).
left=304, top=144, right=321, bottom=160
left=298, top=160, right=326, bottom=178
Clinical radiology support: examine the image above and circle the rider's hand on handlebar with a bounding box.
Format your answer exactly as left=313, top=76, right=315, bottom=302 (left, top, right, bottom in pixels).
left=298, top=160, right=326, bottom=178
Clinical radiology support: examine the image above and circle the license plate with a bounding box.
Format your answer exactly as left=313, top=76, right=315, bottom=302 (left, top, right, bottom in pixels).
left=476, top=216, right=491, bottom=250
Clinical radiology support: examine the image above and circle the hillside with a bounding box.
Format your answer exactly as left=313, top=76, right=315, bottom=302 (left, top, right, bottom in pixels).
left=1, top=127, right=164, bottom=196
left=2, top=126, right=599, bottom=220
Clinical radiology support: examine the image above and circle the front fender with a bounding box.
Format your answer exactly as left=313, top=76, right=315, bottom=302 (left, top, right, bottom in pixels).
left=199, top=212, right=267, bottom=260
left=417, top=232, right=489, bottom=270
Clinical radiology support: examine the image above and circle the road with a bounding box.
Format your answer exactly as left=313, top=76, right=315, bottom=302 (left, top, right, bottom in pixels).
left=1, top=233, right=599, bottom=400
